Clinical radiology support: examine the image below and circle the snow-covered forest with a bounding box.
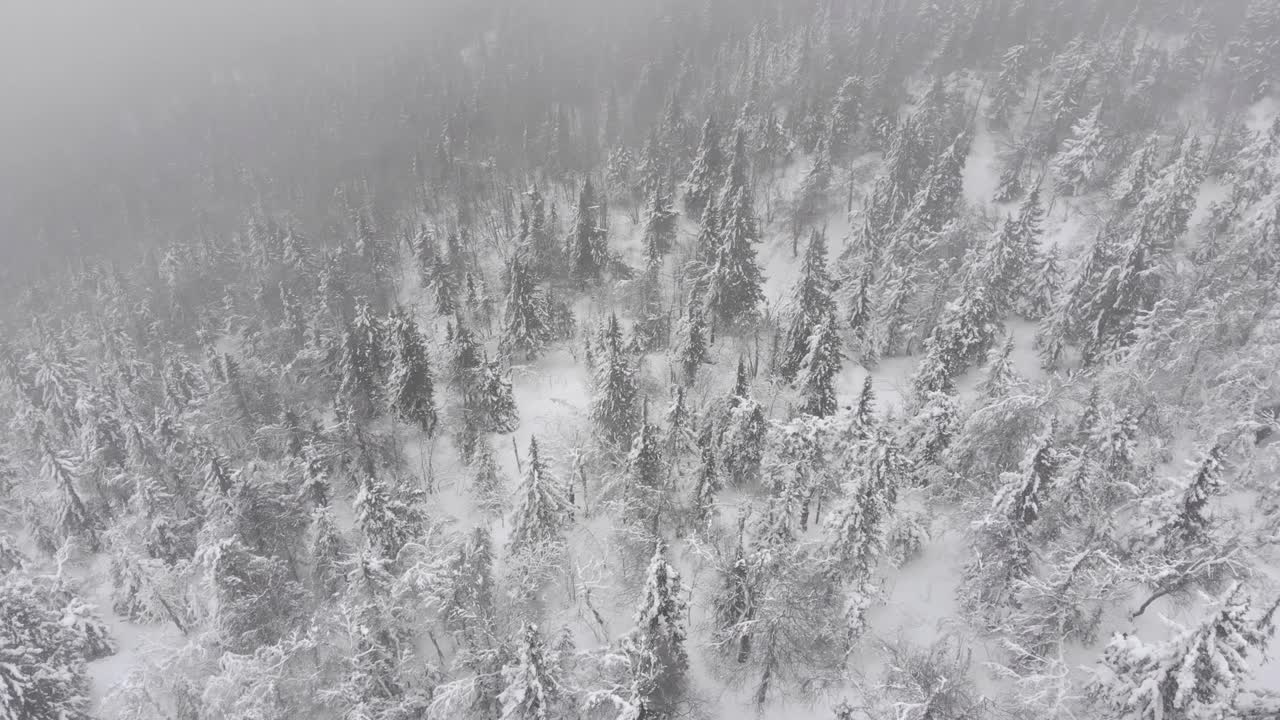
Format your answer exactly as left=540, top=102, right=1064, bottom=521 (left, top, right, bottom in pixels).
left=4, top=0, right=1280, bottom=718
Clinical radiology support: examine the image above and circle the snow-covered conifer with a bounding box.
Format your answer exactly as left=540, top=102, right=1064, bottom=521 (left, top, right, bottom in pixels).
left=779, top=230, right=836, bottom=381
left=683, top=117, right=725, bottom=219
left=508, top=437, right=573, bottom=553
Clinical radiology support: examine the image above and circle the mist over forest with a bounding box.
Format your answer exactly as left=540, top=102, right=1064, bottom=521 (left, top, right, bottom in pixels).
left=3, top=1, right=1280, bottom=719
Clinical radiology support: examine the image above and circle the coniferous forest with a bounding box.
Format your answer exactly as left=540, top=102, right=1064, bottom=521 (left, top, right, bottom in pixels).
left=4, top=1, right=1280, bottom=718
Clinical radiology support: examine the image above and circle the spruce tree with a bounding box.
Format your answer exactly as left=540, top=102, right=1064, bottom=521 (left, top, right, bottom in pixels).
left=627, top=542, right=689, bottom=715
left=623, top=414, right=666, bottom=523
left=1112, top=135, right=1160, bottom=210
left=779, top=230, right=836, bottom=381
left=1092, top=583, right=1269, bottom=720
left=683, top=117, right=724, bottom=220
left=1052, top=103, right=1107, bottom=196
left=890, top=132, right=970, bottom=258
left=798, top=317, right=844, bottom=418
left=677, top=298, right=711, bottom=386
left=499, top=623, right=565, bottom=720
left=386, top=309, right=438, bottom=437
left=702, top=187, right=765, bottom=328
left=987, top=45, right=1029, bottom=131
left=508, top=437, right=573, bottom=553
left=500, top=256, right=552, bottom=361
left=691, top=426, right=721, bottom=527
left=829, top=76, right=865, bottom=160
left=1021, top=243, right=1063, bottom=321
left=570, top=180, right=606, bottom=285
left=642, top=180, right=678, bottom=264
left=471, top=438, right=507, bottom=519
left=795, top=136, right=833, bottom=227
left=591, top=314, right=639, bottom=448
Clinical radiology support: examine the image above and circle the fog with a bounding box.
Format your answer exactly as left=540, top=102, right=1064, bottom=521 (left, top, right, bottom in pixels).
left=0, top=0, right=479, bottom=269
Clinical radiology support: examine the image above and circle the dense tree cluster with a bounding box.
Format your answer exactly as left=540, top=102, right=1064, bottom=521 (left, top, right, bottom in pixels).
left=2, top=1, right=1280, bottom=719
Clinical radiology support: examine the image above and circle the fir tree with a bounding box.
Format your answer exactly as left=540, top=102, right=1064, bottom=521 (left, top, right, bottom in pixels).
left=0, top=574, right=103, bottom=720
left=683, top=117, right=725, bottom=219
left=798, top=317, right=844, bottom=418
left=310, top=506, right=348, bottom=598
left=499, top=623, right=565, bottom=720
left=1092, top=583, right=1270, bottom=720
left=570, top=180, right=606, bottom=286
left=386, top=309, right=438, bottom=437
left=508, top=437, right=573, bottom=553
left=355, top=476, right=426, bottom=560
left=627, top=542, right=689, bottom=715
left=339, top=302, right=386, bottom=419
left=991, top=424, right=1058, bottom=529
left=471, top=438, right=507, bottom=519
left=795, top=136, right=833, bottom=227
left=779, top=230, right=836, bottom=381
left=623, top=414, right=666, bottom=525
left=1021, top=243, right=1063, bottom=320
left=500, top=256, right=552, bottom=361
left=987, top=45, right=1029, bottom=131
left=829, top=76, right=865, bottom=160
left=1112, top=135, right=1160, bottom=210
left=691, top=427, right=721, bottom=528
left=1052, top=103, right=1107, bottom=196
left=822, top=426, right=901, bottom=584
left=591, top=314, right=639, bottom=448
left=702, top=187, right=765, bottom=328
left=978, top=332, right=1019, bottom=398
left=677, top=298, right=711, bottom=386
left=720, top=128, right=751, bottom=207
left=890, top=133, right=970, bottom=258
left=642, top=181, right=678, bottom=264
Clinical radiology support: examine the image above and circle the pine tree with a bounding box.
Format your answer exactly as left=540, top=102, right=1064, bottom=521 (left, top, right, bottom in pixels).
left=1052, top=103, right=1107, bottom=196
left=798, top=317, right=844, bottom=418
left=500, top=256, right=552, bottom=361
left=570, top=180, right=606, bottom=285
left=703, top=187, right=765, bottom=328
left=386, top=309, right=438, bottom=437
left=683, top=117, right=725, bottom=219
left=779, top=230, right=836, bottom=381
left=508, top=437, right=573, bottom=553
left=627, top=542, right=689, bottom=714
left=642, top=181, right=678, bottom=263
left=591, top=314, right=639, bottom=448
left=1092, top=583, right=1269, bottom=720
left=499, top=623, right=565, bottom=720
